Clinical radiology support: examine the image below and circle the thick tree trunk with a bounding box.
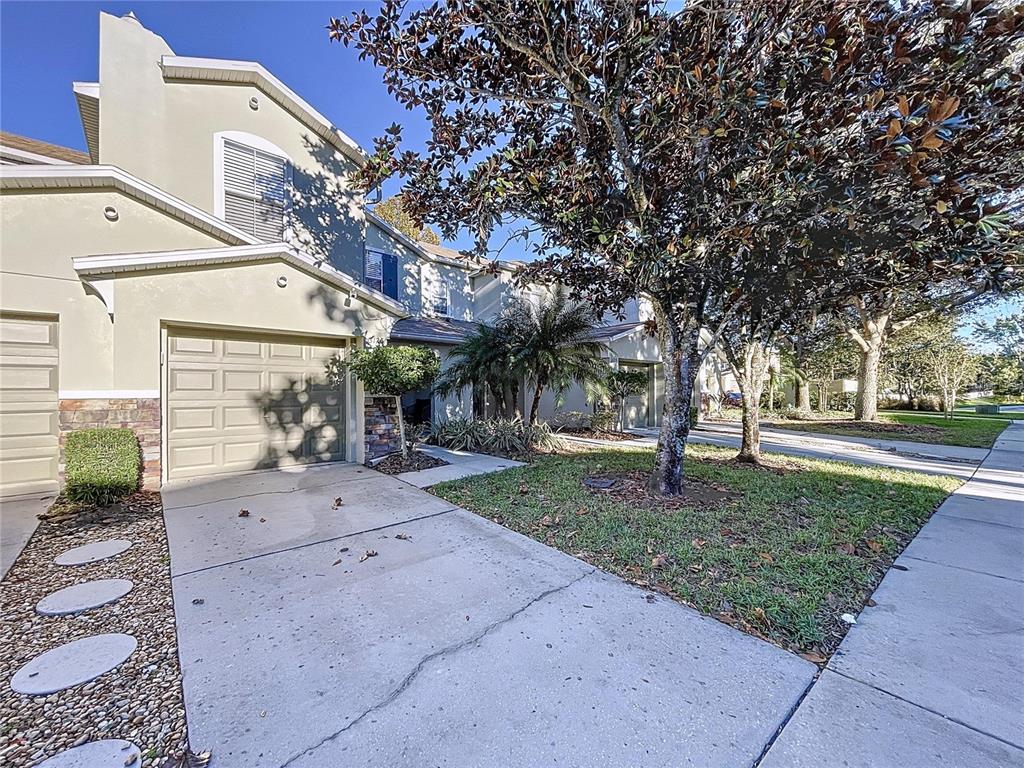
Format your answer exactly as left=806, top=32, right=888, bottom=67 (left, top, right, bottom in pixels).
left=851, top=311, right=889, bottom=422
left=795, top=380, right=811, bottom=411
left=649, top=312, right=701, bottom=496
left=854, top=342, right=883, bottom=421
left=501, top=381, right=516, bottom=419
left=735, top=342, right=770, bottom=463
left=793, top=343, right=811, bottom=411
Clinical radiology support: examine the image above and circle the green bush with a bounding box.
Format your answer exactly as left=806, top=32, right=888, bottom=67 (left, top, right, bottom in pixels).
left=64, top=428, right=140, bottom=506
left=430, top=418, right=563, bottom=456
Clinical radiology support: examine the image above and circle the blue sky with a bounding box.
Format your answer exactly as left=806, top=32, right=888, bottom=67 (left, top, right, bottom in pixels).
left=1, top=1, right=1016, bottom=334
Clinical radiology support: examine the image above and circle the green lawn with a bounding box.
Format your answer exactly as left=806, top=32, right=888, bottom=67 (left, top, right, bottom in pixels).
left=768, top=411, right=1009, bottom=449
left=432, top=445, right=959, bottom=658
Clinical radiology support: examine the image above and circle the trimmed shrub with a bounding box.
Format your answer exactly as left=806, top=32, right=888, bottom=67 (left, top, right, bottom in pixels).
left=64, top=428, right=140, bottom=506
left=430, top=418, right=563, bottom=456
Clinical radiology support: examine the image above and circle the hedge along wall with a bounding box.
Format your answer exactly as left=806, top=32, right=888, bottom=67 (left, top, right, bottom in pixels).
left=63, top=427, right=141, bottom=505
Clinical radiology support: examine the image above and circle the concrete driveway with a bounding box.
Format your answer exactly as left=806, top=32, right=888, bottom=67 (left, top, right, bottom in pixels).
left=163, top=462, right=814, bottom=768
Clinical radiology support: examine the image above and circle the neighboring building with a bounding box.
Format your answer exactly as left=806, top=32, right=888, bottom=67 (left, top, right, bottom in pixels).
left=0, top=12, right=673, bottom=498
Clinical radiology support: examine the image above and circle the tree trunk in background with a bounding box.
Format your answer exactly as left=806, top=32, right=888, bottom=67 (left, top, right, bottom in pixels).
left=795, top=379, right=811, bottom=411
left=854, top=341, right=883, bottom=421
left=649, top=307, right=701, bottom=496
left=735, top=342, right=770, bottom=463
left=851, top=313, right=889, bottom=422
left=793, top=342, right=811, bottom=411
left=501, top=381, right=517, bottom=419
left=528, top=379, right=545, bottom=425
left=396, top=395, right=409, bottom=459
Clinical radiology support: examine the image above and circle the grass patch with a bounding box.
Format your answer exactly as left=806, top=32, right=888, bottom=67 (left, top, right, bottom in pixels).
left=768, top=411, right=1008, bottom=448
left=431, top=444, right=959, bottom=658
left=64, top=427, right=140, bottom=506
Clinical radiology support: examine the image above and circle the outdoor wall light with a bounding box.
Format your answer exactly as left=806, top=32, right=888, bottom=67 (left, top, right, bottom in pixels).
left=103, top=206, right=119, bottom=222
left=249, top=96, right=260, bottom=111
left=277, top=275, right=288, bottom=288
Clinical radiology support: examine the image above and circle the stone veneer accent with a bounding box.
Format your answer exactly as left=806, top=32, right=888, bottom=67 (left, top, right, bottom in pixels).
left=364, top=396, right=401, bottom=461
left=58, top=398, right=161, bottom=489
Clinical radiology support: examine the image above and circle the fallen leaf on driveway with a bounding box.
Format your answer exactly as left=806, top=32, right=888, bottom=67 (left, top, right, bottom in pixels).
left=339, top=547, right=349, bottom=553
left=332, top=559, right=342, bottom=566
left=259, top=517, right=266, bottom=523
left=395, top=533, right=412, bottom=541
left=359, top=549, right=378, bottom=562
left=192, top=598, right=204, bottom=605
left=238, top=509, right=250, bottom=518
left=332, top=497, right=344, bottom=508
left=799, top=651, right=827, bottom=664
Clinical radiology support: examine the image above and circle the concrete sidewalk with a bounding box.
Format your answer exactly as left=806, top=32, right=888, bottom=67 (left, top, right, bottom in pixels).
left=393, top=445, right=524, bottom=488
left=570, top=426, right=980, bottom=479
left=761, top=422, right=1024, bottom=767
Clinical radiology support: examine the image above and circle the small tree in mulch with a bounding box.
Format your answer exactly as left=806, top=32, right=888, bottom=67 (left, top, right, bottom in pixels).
left=331, top=344, right=440, bottom=460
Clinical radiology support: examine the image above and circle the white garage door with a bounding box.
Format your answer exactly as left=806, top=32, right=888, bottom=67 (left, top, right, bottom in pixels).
left=0, top=314, right=59, bottom=497
left=166, top=329, right=348, bottom=481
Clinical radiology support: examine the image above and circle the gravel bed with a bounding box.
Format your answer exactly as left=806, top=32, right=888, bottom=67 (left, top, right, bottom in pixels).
left=0, top=492, right=187, bottom=767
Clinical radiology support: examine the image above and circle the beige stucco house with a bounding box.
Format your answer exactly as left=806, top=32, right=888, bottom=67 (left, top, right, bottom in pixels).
left=0, top=11, right=674, bottom=499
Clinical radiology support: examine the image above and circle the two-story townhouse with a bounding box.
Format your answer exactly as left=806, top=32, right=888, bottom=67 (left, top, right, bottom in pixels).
left=0, top=11, right=435, bottom=495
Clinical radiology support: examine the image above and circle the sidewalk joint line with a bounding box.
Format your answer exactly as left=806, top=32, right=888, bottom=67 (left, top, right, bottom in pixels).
left=171, top=507, right=458, bottom=579
left=900, top=554, right=1023, bottom=584
left=829, top=668, right=1024, bottom=753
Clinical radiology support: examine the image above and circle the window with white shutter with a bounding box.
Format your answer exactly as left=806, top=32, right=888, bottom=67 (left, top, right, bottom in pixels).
left=221, top=138, right=289, bottom=242
left=364, top=251, right=384, bottom=292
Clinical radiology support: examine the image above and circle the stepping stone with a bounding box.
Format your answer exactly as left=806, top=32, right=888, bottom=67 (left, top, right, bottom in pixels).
left=54, top=539, right=131, bottom=566
left=37, top=739, right=141, bottom=767
left=36, top=579, right=134, bottom=616
left=10, top=633, right=137, bottom=695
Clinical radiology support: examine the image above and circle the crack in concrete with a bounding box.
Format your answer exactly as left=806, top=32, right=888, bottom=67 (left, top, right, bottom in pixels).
left=277, top=568, right=595, bottom=768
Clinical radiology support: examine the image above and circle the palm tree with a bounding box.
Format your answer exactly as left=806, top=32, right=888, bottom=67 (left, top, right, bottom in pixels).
left=434, top=323, right=521, bottom=418
left=505, top=291, right=609, bottom=425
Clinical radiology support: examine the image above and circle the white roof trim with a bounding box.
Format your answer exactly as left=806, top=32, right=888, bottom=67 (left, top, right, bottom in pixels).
left=605, top=324, right=646, bottom=342
left=72, top=81, right=100, bottom=99
left=365, top=212, right=479, bottom=270
left=72, top=243, right=409, bottom=317
left=160, top=56, right=365, bottom=165
left=0, top=164, right=258, bottom=246
left=0, top=146, right=76, bottom=166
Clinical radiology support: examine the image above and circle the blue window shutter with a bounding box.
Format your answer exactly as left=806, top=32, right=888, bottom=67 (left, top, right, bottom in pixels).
left=382, top=252, right=399, bottom=299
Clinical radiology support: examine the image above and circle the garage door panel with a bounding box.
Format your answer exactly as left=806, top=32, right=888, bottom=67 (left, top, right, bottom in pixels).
left=167, top=330, right=347, bottom=481
left=0, top=315, right=59, bottom=497
left=170, top=336, right=216, bottom=356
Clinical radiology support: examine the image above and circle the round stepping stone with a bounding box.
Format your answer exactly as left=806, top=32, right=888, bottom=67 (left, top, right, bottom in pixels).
left=10, top=633, right=137, bottom=695
left=36, top=579, right=134, bottom=616
left=37, top=739, right=141, bottom=767
left=54, top=539, right=131, bottom=566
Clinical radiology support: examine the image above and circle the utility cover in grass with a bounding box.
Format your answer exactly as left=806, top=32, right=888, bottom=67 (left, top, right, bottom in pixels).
left=36, top=579, right=134, bottom=616
left=11, top=633, right=137, bottom=695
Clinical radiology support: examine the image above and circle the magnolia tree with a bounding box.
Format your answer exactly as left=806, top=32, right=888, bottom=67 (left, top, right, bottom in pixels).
left=330, top=344, right=439, bottom=459
left=330, top=0, right=1023, bottom=494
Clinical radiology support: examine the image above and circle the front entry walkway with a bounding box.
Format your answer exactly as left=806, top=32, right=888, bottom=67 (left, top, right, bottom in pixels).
left=163, top=462, right=814, bottom=767
left=761, top=422, right=1024, bottom=766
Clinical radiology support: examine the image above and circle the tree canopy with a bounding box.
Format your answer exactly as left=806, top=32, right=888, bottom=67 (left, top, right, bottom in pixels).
left=331, top=0, right=1024, bottom=492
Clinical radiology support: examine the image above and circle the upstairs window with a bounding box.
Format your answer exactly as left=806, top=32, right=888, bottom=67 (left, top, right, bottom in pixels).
left=430, top=282, right=450, bottom=317
left=365, top=250, right=399, bottom=299
left=219, top=136, right=290, bottom=242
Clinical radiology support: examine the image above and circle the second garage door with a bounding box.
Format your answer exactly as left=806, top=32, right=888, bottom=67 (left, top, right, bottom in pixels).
left=166, top=329, right=348, bottom=481
left=0, top=314, right=59, bottom=497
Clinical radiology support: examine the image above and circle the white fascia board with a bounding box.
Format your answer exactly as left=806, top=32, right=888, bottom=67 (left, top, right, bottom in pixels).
left=72, top=81, right=100, bottom=98
left=73, top=243, right=409, bottom=318
left=0, top=146, right=76, bottom=165
left=365, top=211, right=436, bottom=261
left=160, top=55, right=366, bottom=165
left=0, top=164, right=258, bottom=246
left=606, top=324, right=645, bottom=342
